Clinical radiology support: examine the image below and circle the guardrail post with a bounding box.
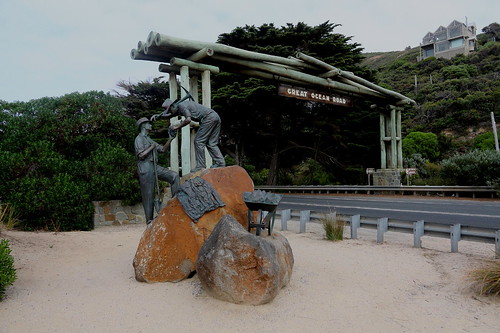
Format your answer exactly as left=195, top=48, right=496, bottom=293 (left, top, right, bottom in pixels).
left=413, top=220, right=424, bottom=248
left=281, top=209, right=290, bottom=231
left=299, top=210, right=310, bottom=233
left=495, top=230, right=500, bottom=259
left=350, top=214, right=360, bottom=239
left=377, top=217, right=388, bottom=243
left=451, top=224, right=461, bottom=253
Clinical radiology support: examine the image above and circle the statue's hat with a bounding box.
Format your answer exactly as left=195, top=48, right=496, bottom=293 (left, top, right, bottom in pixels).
left=136, top=117, right=150, bottom=127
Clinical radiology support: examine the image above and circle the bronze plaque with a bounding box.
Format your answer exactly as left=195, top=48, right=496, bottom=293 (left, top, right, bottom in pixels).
left=278, top=84, right=353, bottom=107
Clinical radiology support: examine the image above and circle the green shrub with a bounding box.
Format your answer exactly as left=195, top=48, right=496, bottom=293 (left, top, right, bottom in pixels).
left=474, top=132, right=497, bottom=151
left=11, top=174, right=94, bottom=231
left=403, top=132, right=440, bottom=161
left=290, top=158, right=334, bottom=185
left=85, top=141, right=140, bottom=203
left=0, top=239, right=16, bottom=300
left=440, top=150, right=500, bottom=185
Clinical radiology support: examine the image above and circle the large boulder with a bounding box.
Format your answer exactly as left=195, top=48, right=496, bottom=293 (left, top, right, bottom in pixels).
left=196, top=215, right=294, bottom=305
left=133, top=166, right=254, bottom=283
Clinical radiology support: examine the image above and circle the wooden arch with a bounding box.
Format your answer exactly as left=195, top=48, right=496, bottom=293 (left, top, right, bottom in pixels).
left=131, top=32, right=416, bottom=180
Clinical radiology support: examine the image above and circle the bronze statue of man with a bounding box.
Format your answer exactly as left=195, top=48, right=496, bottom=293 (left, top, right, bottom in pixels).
left=155, top=99, right=225, bottom=173
left=135, top=117, right=179, bottom=224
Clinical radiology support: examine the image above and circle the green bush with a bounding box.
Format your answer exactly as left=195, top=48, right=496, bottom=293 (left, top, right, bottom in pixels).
left=474, top=132, right=497, bottom=150
left=290, top=158, right=334, bottom=185
left=403, top=132, right=440, bottom=161
left=0, top=92, right=138, bottom=230
left=0, top=239, right=16, bottom=300
left=440, top=150, right=500, bottom=185
left=403, top=156, right=447, bottom=185
left=11, top=174, right=94, bottom=231
left=85, top=141, right=141, bottom=204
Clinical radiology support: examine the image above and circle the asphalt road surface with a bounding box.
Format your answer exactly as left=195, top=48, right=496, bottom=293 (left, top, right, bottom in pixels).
left=277, top=194, right=500, bottom=229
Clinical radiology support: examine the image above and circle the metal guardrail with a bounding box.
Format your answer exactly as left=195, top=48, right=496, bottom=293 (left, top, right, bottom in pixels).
left=255, top=185, right=498, bottom=198
left=276, top=209, right=500, bottom=257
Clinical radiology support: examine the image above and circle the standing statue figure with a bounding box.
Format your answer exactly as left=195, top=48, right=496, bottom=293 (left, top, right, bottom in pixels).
left=135, top=117, right=180, bottom=224
left=156, top=99, right=226, bottom=173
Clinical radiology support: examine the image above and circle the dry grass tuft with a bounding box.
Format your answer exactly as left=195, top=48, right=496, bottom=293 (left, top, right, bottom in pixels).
left=321, top=212, right=344, bottom=241
left=468, top=261, right=500, bottom=297
left=0, top=203, right=20, bottom=232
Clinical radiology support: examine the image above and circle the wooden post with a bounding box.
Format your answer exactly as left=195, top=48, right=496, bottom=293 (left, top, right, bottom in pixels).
left=390, top=106, right=397, bottom=168
left=180, top=66, right=191, bottom=175
left=380, top=113, right=386, bottom=169
left=189, top=76, right=199, bottom=171
left=168, top=73, right=179, bottom=173
left=397, top=108, right=403, bottom=168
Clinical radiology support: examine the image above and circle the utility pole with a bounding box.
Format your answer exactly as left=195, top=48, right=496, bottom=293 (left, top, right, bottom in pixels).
left=492, top=112, right=499, bottom=152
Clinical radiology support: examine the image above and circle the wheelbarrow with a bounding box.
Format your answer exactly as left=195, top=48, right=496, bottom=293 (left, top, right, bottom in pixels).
left=243, top=191, right=283, bottom=236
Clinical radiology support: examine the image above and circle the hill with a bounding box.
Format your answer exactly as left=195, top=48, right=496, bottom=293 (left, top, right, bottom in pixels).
left=361, top=48, right=420, bottom=70
left=362, top=42, right=500, bottom=158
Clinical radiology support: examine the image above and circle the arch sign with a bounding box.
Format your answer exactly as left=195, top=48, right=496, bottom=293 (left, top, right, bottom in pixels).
left=278, top=84, right=353, bottom=107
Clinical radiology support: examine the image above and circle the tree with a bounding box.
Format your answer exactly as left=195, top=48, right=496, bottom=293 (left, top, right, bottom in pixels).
left=213, top=22, right=376, bottom=185
left=477, top=23, right=500, bottom=45
left=114, top=77, right=170, bottom=120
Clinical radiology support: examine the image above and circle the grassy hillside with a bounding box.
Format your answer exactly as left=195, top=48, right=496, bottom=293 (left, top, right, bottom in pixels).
left=362, top=48, right=420, bottom=70
left=362, top=42, right=500, bottom=158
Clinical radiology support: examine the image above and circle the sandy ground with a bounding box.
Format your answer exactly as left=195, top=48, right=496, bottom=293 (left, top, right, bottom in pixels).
left=1, top=220, right=499, bottom=333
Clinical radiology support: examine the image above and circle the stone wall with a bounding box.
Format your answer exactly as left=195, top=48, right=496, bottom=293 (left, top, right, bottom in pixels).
left=93, top=200, right=145, bottom=226
left=373, top=169, right=402, bottom=186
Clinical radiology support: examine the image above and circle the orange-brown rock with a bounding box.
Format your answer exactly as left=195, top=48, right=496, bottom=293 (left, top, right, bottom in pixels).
left=133, top=166, right=254, bottom=283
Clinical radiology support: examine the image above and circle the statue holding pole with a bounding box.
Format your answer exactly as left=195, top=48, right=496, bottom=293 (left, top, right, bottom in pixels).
left=135, top=117, right=180, bottom=224
left=152, top=97, right=225, bottom=173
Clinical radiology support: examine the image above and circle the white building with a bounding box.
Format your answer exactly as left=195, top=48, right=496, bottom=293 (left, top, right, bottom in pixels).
left=419, top=20, right=476, bottom=60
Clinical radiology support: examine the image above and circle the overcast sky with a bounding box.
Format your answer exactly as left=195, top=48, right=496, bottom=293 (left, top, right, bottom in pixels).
left=1, top=0, right=498, bottom=102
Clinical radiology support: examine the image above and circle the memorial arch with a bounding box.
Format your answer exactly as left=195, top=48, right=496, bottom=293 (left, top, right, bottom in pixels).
left=130, top=32, right=416, bottom=184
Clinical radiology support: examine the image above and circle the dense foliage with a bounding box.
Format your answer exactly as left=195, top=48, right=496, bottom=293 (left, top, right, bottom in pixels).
left=0, top=92, right=140, bottom=230
left=0, top=239, right=16, bottom=300
left=440, top=150, right=500, bottom=186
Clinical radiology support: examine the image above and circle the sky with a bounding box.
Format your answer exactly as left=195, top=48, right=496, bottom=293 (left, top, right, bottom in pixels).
left=1, top=0, right=498, bottom=103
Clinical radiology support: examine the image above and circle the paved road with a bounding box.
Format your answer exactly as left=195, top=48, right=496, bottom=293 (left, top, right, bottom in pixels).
left=277, top=195, right=500, bottom=229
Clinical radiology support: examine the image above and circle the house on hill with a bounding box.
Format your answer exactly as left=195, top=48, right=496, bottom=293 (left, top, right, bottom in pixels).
left=419, top=20, right=476, bottom=60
